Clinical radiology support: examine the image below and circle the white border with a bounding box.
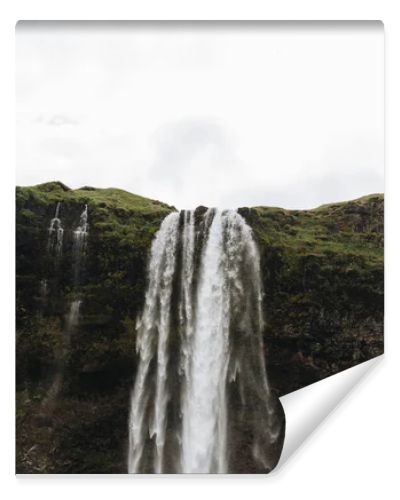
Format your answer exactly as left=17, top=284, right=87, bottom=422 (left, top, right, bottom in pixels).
left=2, top=1, right=399, bottom=499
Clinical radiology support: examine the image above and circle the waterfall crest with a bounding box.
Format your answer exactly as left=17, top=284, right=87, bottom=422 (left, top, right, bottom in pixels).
left=128, top=209, right=284, bottom=473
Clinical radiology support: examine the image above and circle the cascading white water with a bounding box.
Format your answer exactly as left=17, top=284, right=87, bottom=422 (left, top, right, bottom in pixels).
left=73, top=205, right=88, bottom=254
left=72, top=205, right=89, bottom=286
left=64, top=205, right=89, bottom=335
left=128, top=212, right=180, bottom=473
left=178, top=210, right=195, bottom=381
left=128, top=208, right=284, bottom=474
left=41, top=205, right=89, bottom=409
left=47, top=202, right=64, bottom=257
left=182, top=209, right=229, bottom=473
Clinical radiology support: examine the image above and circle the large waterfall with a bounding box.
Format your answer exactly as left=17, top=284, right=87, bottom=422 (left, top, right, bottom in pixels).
left=128, top=208, right=284, bottom=474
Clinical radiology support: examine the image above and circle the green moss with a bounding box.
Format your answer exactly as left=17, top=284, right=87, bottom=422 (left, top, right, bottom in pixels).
left=17, top=182, right=175, bottom=215
left=16, top=184, right=383, bottom=473
left=247, top=193, right=383, bottom=265
left=239, top=194, right=384, bottom=396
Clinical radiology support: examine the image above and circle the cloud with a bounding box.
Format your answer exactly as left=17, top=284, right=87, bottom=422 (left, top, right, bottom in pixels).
left=149, top=119, right=234, bottom=180
left=47, top=114, right=79, bottom=127
left=140, top=118, right=243, bottom=208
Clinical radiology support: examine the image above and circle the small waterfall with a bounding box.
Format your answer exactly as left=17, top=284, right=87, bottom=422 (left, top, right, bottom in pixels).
left=68, top=205, right=88, bottom=325
left=41, top=205, right=89, bottom=409
left=128, top=209, right=284, bottom=473
left=66, top=299, right=82, bottom=330
left=39, top=278, right=48, bottom=302
left=47, top=202, right=64, bottom=257
left=41, top=299, right=81, bottom=410
left=72, top=205, right=89, bottom=286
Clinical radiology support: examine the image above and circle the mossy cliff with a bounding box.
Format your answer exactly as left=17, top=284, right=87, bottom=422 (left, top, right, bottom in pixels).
left=16, top=183, right=383, bottom=473
left=239, top=194, right=383, bottom=395
left=16, top=182, right=174, bottom=473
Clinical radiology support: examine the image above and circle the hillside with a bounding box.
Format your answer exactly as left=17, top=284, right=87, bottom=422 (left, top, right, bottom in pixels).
left=16, top=183, right=384, bottom=473
left=239, top=193, right=383, bottom=394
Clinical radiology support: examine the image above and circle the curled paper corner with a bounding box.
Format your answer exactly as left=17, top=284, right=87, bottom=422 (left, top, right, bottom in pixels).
left=275, top=355, right=383, bottom=471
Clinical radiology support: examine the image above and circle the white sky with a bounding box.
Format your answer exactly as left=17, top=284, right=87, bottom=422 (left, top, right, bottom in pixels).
left=16, top=22, right=384, bottom=210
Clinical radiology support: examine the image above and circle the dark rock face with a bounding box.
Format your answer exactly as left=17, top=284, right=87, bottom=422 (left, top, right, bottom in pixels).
left=16, top=184, right=384, bottom=473
left=239, top=194, right=384, bottom=395
left=16, top=183, right=174, bottom=473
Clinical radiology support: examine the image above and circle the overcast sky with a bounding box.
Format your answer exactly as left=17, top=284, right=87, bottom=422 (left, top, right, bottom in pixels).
left=16, top=22, right=383, bottom=210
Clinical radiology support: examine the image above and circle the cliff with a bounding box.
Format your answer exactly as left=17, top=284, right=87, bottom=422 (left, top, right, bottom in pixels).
left=16, top=183, right=384, bottom=473
left=16, top=182, right=174, bottom=473
left=239, top=194, right=383, bottom=395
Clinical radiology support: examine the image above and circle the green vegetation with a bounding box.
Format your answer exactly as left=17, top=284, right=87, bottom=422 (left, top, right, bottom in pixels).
left=245, top=193, right=383, bottom=264
left=239, top=193, right=384, bottom=395
left=16, top=183, right=383, bottom=473
left=17, top=181, right=174, bottom=213
left=16, top=182, right=175, bottom=473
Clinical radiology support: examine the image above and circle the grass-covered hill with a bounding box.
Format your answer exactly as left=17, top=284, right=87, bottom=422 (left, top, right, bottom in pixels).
left=16, top=183, right=383, bottom=473
left=239, top=193, right=383, bottom=395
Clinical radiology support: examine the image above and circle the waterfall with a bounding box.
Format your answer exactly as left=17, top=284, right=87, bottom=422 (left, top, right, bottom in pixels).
left=68, top=205, right=88, bottom=322
left=47, top=202, right=64, bottom=257
left=41, top=205, right=89, bottom=409
left=128, top=209, right=284, bottom=473
left=66, top=299, right=82, bottom=330
left=181, top=209, right=229, bottom=473
left=128, top=212, right=180, bottom=473
left=72, top=205, right=89, bottom=286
